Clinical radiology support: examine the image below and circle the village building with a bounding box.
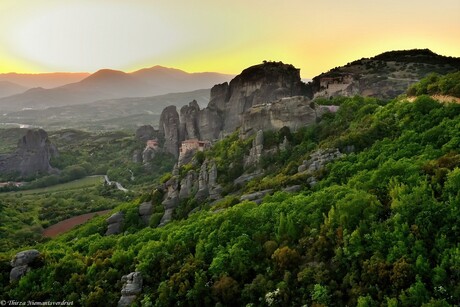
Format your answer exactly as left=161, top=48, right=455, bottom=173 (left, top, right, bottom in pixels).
left=146, top=139, right=159, bottom=150
left=179, top=139, right=211, bottom=156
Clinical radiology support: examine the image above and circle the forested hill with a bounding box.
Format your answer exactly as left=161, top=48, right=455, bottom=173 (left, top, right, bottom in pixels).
left=2, top=76, right=460, bottom=305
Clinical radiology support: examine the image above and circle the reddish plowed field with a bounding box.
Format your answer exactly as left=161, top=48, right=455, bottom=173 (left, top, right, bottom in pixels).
left=43, top=209, right=112, bottom=238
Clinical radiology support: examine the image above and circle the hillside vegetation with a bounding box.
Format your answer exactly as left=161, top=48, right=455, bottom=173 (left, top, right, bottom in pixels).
left=407, top=71, right=460, bottom=98
left=2, top=86, right=460, bottom=305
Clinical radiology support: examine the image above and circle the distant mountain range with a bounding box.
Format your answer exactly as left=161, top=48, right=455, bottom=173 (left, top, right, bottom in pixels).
left=0, top=72, right=90, bottom=89
left=0, top=81, right=29, bottom=99
left=0, top=66, right=233, bottom=112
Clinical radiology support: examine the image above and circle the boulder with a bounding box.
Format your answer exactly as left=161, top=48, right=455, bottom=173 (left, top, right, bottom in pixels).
left=158, top=208, right=174, bottom=227
left=10, top=249, right=41, bottom=282
left=10, top=265, right=29, bottom=282
left=118, top=272, right=142, bottom=307
left=105, top=212, right=124, bottom=235
left=10, top=249, right=40, bottom=267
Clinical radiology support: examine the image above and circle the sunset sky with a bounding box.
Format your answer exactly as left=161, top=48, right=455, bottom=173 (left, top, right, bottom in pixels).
left=0, top=0, right=459, bottom=78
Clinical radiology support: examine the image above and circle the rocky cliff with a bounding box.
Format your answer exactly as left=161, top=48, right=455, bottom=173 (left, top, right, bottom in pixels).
left=240, top=96, right=320, bottom=137
left=0, top=129, right=58, bottom=177
left=158, top=61, right=312, bottom=156
left=212, top=61, right=309, bottom=133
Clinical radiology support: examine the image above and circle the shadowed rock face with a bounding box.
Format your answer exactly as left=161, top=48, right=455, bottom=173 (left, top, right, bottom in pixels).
left=0, top=129, right=58, bottom=177
left=135, top=125, right=157, bottom=142
left=179, top=100, right=200, bottom=140
left=159, top=106, right=181, bottom=158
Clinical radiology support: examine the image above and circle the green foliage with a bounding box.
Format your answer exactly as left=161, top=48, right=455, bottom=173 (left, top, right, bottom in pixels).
left=408, top=72, right=460, bottom=97
left=4, top=87, right=460, bottom=305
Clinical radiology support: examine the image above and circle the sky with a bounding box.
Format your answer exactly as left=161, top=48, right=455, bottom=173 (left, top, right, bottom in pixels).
left=0, top=0, right=459, bottom=78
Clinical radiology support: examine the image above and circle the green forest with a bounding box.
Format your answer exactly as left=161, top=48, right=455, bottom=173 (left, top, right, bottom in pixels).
left=1, top=72, right=460, bottom=306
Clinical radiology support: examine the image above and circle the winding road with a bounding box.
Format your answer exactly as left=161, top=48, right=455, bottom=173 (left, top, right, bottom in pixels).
left=104, top=175, right=129, bottom=192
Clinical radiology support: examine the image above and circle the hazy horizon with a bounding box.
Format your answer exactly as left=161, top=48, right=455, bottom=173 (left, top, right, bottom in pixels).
left=0, top=0, right=459, bottom=78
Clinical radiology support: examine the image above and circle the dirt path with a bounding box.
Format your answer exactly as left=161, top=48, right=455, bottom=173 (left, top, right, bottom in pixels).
left=42, top=209, right=112, bottom=238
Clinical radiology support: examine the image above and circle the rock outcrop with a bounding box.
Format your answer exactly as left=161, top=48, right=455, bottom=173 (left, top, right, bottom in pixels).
left=179, top=170, right=198, bottom=199
left=10, top=249, right=41, bottom=282
left=138, top=202, right=153, bottom=225
left=159, top=106, right=181, bottom=158
left=240, top=96, right=319, bottom=138
left=215, top=61, right=308, bottom=134
left=0, top=129, right=58, bottom=177
left=179, top=100, right=200, bottom=140
left=157, top=159, right=221, bottom=226
left=118, top=272, right=143, bottom=307
left=240, top=189, right=274, bottom=204
left=297, top=148, right=344, bottom=186
left=159, top=177, right=180, bottom=226
left=244, top=130, right=264, bottom=168
left=135, top=125, right=157, bottom=142
left=105, top=212, right=124, bottom=235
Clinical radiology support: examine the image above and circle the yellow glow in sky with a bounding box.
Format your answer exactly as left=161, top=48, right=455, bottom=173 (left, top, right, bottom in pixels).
left=0, top=0, right=459, bottom=78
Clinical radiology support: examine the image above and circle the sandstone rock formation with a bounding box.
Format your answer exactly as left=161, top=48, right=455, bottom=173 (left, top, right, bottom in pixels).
left=105, top=212, right=124, bottom=235
left=118, top=272, right=143, bottom=307
left=0, top=129, right=58, bottom=177
left=10, top=249, right=41, bottom=282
